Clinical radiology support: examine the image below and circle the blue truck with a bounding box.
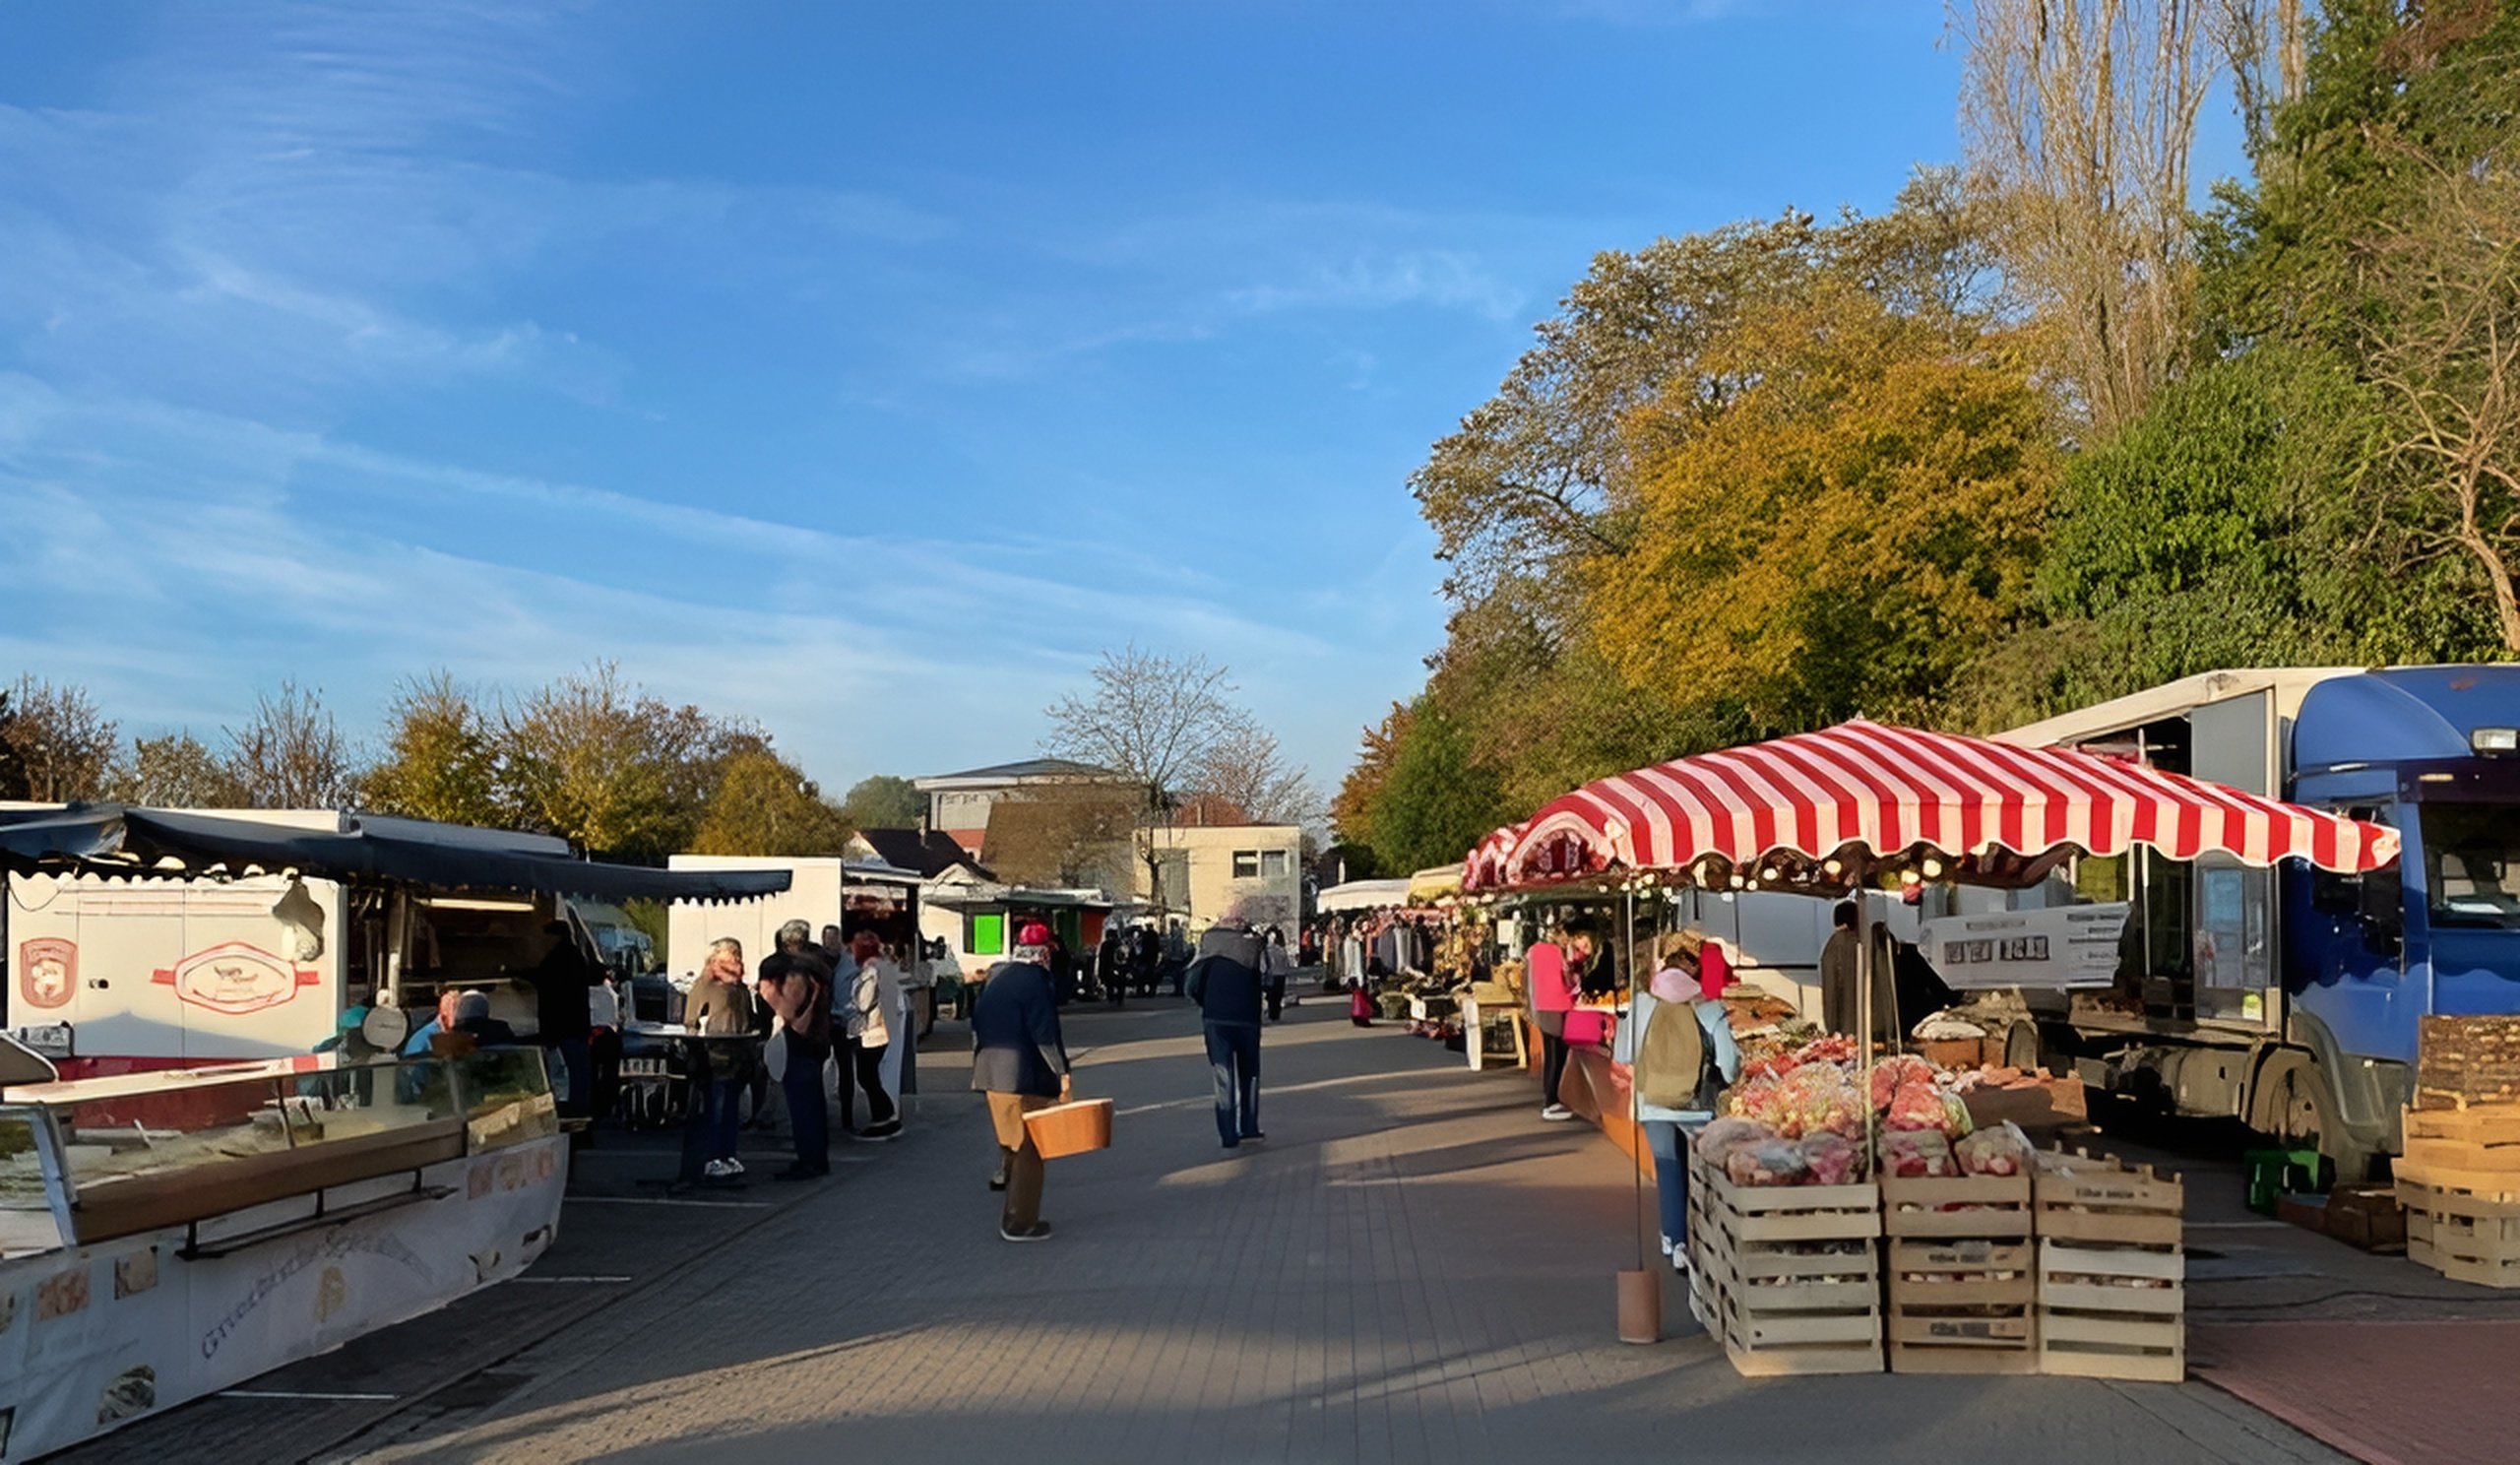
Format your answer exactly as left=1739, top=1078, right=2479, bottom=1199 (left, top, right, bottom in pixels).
left=1977, top=667, right=2520, bottom=1181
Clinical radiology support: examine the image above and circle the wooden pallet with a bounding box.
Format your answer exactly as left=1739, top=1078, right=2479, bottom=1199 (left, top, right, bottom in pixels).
left=1881, top=1172, right=2033, bottom=1239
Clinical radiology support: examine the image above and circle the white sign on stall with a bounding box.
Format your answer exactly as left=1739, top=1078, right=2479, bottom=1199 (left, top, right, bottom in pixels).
left=1921, top=902, right=2128, bottom=990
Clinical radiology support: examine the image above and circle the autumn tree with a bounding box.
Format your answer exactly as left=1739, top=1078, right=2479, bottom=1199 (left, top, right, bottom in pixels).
left=688, top=743, right=850, bottom=857
left=498, top=663, right=743, bottom=859
left=105, top=732, right=245, bottom=807
left=0, top=689, right=22, bottom=799
left=1957, top=0, right=2221, bottom=431
left=1585, top=282, right=2056, bottom=732
left=1042, top=645, right=1259, bottom=898
left=1330, top=702, right=1414, bottom=846
left=837, top=774, right=923, bottom=831
left=361, top=671, right=502, bottom=826
left=0, top=677, right=119, bottom=801
left=223, top=681, right=354, bottom=809
left=1360, top=702, right=1512, bottom=875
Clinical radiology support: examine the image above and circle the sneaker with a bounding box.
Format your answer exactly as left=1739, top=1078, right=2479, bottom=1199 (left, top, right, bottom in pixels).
left=999, top=1221, right=1054, bottom=1242
left=1671, top=1249, right=1691, bottom=1277
left=1659, top=1235, right=1674, bottom=1258
left=1541, top=1104, right=1575, bottom=1122
left=859, top=1121, right=902, bottom=1142
left=723, top=1157, right=745, bottom=1176
left=702, top=1158, right=735, bottom=1178
left=1239, top=1132, right=1266, bottom=1144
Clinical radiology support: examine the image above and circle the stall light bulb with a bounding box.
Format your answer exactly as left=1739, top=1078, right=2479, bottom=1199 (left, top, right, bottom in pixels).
left=1823, top=858, right=1843, bottom=876
left=1759, top=866, right=1779, bottom=882
left=1921, top=857, right=1944, bottom=878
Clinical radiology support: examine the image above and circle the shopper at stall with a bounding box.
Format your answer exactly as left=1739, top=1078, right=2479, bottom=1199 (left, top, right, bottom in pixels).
left=846, top=930, right=904, bottom=1140
left=1163, top=922, right=1192, bottom=997
left=759, top=923, right=833, bottom=1180
left=1528, top=926, right=1576, bottom=1120
left=684, top=937, right=758, bottom=1178
left=529, top=921, right=597, bottom=1120
left=450, top=989, right=523, bottom=1048
left=1558, top=918, right=1615, bottom=1087
left=1819, top=901, right=1899, bottom=1047
left=1187, top=913, right=1268, bottom=1147
left=971, top=923, right=1070, bottom=1242
left=1617, top=934, right=1742, bottom=1271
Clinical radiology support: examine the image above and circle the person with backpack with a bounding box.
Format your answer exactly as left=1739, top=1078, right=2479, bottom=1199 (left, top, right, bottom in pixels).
left=1614, top=930, right=1742, bottom=1272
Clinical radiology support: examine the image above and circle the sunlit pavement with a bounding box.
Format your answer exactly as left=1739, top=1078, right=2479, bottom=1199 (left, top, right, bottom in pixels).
left=69, top=995, right=2345, bottom=1464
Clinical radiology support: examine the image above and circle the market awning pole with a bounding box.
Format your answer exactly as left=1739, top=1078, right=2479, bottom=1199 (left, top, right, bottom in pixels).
left=1624, top=885, right=1643, bottom=1273
left=1854, top=855, right=1876, bottom=1174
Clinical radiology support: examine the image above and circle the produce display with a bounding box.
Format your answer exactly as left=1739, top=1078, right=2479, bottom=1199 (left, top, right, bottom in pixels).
left=1699, top=1027, right=2044, bottom=1186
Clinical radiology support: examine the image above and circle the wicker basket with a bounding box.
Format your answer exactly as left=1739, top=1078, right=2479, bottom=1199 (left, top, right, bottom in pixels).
left=1024, top=1098, right=1114, bottom=1160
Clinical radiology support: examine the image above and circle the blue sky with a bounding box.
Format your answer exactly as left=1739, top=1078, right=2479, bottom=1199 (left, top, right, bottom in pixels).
left=0, top=0, right=1999, bottom=798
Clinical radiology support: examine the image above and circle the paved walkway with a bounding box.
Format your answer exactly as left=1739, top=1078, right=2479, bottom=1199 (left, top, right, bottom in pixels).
left=259, top=996, right=2336, bottom=1465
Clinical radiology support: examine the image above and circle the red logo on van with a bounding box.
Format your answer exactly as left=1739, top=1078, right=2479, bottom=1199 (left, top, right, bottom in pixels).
left=151, top=942, right=322, bottom=1016
left=17, top=938, right=76, bottom=1010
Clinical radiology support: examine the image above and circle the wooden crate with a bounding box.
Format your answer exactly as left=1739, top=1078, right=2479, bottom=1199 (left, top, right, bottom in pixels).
left=2416, top=1016, right=2520, bottom=1111
left=1697, top=1166, right=1882, bottom=1376
left=2397, top=1103, right=2520, bottom=1289
left=1881, top=1172, right=2034, bottom=1239
left=2033, top=1150, right=2184, bottom=1246
left=1886, top=1238, right=2037, bottom=1375
left=2035, top=1237, right=2184, bottom=1382
left=2031, top=1150, right=2185, bottom=1381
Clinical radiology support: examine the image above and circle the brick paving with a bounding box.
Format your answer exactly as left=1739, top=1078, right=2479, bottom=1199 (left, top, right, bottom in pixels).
left=289, top=1000, right=2346, bottom=1462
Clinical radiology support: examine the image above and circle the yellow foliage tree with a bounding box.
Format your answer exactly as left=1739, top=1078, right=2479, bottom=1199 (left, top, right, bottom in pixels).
left=1585, top=285, right=2056, bottom=733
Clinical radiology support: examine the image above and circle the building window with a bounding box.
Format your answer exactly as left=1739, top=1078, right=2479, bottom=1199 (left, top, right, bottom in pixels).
left=1232, top=850, right=1261, bottom=879
left=1260, top=850, right=1291, bottom=878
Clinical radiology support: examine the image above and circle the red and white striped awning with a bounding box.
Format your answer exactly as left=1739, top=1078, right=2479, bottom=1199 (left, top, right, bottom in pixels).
left=1464, top=719, right=2399, bottom=893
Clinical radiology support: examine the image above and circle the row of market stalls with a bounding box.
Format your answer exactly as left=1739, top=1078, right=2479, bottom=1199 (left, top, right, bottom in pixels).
left=1411, top=719, right=2405, bottom=1370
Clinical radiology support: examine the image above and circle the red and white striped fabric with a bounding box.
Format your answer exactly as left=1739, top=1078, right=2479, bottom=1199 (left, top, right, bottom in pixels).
left=1466, top=719, right=2398, bottom=892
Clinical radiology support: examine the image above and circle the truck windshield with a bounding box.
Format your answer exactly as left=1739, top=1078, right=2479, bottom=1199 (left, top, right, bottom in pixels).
left=2421, top=803, right=2520, bottom=929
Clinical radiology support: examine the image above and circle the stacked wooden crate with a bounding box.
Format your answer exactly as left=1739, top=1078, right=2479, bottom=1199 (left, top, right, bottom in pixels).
left=2032, top=1151, right=2185, bottom=1381
left=1880, top=1172, right=2037, bottom=1374
left=1695, top=1159, right=1883, bottom=1375
left=2397, top=1103, right=2520, bottom=1289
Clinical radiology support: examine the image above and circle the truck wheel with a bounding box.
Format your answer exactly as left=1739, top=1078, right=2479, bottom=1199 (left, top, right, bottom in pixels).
left=2254, top=1053, right=2367, bottom=1186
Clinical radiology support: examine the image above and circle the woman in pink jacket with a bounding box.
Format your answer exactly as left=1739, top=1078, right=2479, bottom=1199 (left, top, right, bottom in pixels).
left=1528, top=925, right=1585, bottom=1121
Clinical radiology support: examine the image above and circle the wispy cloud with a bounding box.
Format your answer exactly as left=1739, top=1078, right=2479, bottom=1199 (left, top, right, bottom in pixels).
left=1227, top=250, right=1523, bottom=321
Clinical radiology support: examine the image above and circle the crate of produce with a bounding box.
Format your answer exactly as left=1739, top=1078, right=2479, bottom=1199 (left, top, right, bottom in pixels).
left=2032, top=1150, right=2185, bottom=1381
left=2032, top=1149, right=2184, bottom=1247
left=1881, top=1172, right=2033, bottom=1239
left=1886, top=1238, right=2037, bottom=1375
left=2396, top=1103, right=2520, bottom=1288
left=1698, top=1168, right=1882, bottom=1376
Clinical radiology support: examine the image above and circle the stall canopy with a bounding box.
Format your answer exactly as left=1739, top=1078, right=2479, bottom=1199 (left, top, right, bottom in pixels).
left=1466, top=719, right=2399, bottom=894
left=1316, top=877, right=1412, bottom=914
left=0, top=803, right=790, bottom=905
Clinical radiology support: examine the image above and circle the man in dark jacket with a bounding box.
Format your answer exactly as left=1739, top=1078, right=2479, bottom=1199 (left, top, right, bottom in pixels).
left=1096, top=926, right=1128, bottom=1008
left=1187, top=916, right=1267, bottom=1149
left=530, top=922, right=597, bottom=1121
left=970, top=924, right=1070, bottom=1242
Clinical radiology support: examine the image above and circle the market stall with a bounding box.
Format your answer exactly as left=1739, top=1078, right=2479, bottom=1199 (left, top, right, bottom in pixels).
left=1462, top=718, right=2399, bottom=1373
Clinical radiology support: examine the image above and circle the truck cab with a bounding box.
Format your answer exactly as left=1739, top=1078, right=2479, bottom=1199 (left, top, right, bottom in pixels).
left=1995, top=667, right=2520, bottom=1181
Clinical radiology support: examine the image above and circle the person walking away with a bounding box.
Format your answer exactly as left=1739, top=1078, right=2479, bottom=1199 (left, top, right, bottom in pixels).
left=1527, top=926, right=1578, bottom=1120
left=1617, top=932, right=1742, bottom=1270
left=970, top=924, right=1070, bottom=1242
left=759, top=923, right=834, bottom=1179
left=1097, top=925, right=1129, bottom=1009
left=684, top=938, right=758, bottom=1178
left=1164, top=922, right=1192, bottom=997
left=847, top=931, right=904, bottom=1139
left=919, top=938, right=957, bottom=1034
left=1187, top=915, right=1268, bottom=1148
left=1261, top=926, right=1292, bottom=1022
left=1132, top=924, right=1161, bottom=998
